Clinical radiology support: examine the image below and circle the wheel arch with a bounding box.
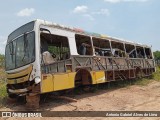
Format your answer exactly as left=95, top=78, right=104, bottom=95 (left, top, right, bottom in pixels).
left=74, top=68, right=93, bottom=87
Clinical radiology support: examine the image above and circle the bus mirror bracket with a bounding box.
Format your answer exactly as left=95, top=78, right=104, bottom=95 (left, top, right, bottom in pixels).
left=40, top=28, right=51, bottom=34
left=40, top=28, right=52, bottom=43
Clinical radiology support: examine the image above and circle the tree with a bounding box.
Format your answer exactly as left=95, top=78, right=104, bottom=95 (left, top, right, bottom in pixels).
left=0, top=54, right=4, bottom=59
left=153, top=51, right=160, bottom=60
left=0, top=54, right=5, bottom=68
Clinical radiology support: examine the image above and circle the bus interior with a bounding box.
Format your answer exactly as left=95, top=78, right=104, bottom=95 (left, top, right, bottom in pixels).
left=40, top=33, right=70, bottom=65
left=111, top=41, right=125, bottom=57
left=75, top=34, right=93, bottom=55
left=92, top=37, right=111, bottom=57
left=40, top=32, right=153, bottom=65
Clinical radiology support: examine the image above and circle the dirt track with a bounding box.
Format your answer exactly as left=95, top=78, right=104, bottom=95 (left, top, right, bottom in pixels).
left=1, top=80, right=160, bottom=120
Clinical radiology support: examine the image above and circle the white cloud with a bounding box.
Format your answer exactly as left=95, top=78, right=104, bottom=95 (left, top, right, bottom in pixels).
left=72, top=6, right=109, bottom=21
left=83, top=14, right=95, bottom=21
left=104, top=0, right=148, bottom=3
left=73, top=5, right=88, bottom=13
left=104, top=0, right=122, bottom=3
left=17, top=8, right=35, bottom=17
left=92, top=9, right=110, bottom=16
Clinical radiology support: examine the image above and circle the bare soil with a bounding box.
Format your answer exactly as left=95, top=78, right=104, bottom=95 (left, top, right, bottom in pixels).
left=1, top=80, right=160, bottom=120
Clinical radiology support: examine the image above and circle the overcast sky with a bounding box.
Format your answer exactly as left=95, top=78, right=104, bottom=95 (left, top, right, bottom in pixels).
left=0, top=0, right=160, bottom=54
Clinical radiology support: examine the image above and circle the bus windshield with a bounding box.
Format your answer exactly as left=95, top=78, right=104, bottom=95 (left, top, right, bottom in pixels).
left=5, top=32, right=35, bottom=70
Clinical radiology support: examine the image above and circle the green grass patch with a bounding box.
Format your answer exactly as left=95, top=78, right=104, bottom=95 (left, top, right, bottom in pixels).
left=0, top=84, right=7, bottom=108
left=152, top=67, right=160, bottom=81
left=0, top=84, right=7, bottom=98
left=125, top=67, right=160, bottom=86
left=134, top=78, right=153, bottom=86
left=0, top=68, right=7, bottom=108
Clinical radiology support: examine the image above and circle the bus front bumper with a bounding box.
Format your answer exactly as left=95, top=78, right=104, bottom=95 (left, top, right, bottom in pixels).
left=8, top=88, right=28, bottom=94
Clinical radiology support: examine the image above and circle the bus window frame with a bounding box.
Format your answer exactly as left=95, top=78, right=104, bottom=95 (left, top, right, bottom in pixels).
left=92, top=37, right=112, bottom=57
left=110, top=40, right=126, bottom=58
left=40, top=32, right=71, bottom=62
left=75, top=34, right=93, bottom=56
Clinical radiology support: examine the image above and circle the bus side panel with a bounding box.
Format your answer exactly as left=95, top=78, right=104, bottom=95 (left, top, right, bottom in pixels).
left=53, top=72, right=75, bottom=91
left=90, top=71, right=106, bottom=84
left=41, top=74, right=54, bottom=93
left=90, top=71, right=96, bottom=84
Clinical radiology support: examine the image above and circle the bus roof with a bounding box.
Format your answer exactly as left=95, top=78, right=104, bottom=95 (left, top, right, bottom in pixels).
left=35, top=19, right=151, bottom=48
left=8, top=19, right=151, bottom=48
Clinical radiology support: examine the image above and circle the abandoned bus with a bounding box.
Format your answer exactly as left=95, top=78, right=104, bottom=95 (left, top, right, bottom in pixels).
left=5, top=19, right=155, bottom=108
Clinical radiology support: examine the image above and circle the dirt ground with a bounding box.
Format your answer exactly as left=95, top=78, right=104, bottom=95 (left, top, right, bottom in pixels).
left=1, top=80, right=160, bottom=120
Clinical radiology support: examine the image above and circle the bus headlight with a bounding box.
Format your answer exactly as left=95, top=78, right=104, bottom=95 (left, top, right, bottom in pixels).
left=35, top=77, right=41, bottom=84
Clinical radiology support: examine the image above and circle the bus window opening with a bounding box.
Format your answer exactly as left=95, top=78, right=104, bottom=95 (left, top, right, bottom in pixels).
left=92, top=37, right=111, bottom=56
left=40, top=33, right=70, bottom=65
left=125, top=44, right=136, bottom=58
left=75, top=34, right=93, bottom=55
left=136, top=46, right=145, bottom=58
left=111, top=41, right=125, bottom=57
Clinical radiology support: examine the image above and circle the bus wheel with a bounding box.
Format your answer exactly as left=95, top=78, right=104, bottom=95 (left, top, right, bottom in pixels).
left=26, top=94, right=40, bottom=110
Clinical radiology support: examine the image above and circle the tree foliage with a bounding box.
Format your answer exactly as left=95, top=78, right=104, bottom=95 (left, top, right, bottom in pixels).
left=0, top=54, right=4, bottom=60
left=0, top=54, right=5, bottom=68
left=154, top=51, right=160, bottom=60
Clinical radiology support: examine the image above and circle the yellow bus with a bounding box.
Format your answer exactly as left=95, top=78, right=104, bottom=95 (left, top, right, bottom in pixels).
left=5, top=19, right=155, bottom=108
